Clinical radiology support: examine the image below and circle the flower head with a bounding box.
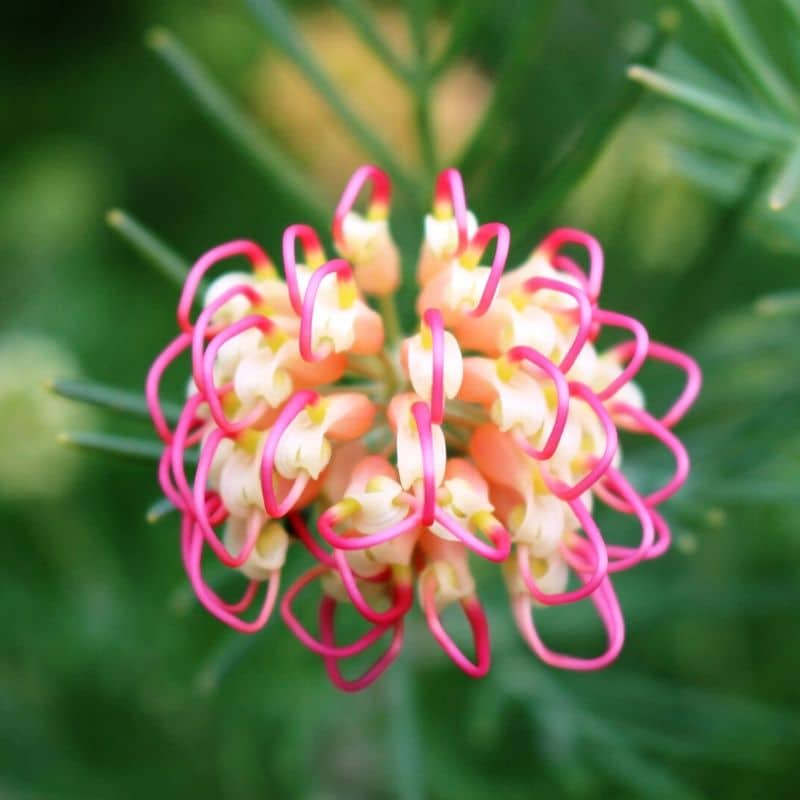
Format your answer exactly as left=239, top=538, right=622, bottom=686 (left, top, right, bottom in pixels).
left=148, top=165, right=700, bottom=690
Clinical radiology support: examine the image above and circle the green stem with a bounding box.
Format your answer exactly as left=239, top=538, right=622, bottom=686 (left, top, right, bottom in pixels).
left=334, top=0, right=414, bottom=83
left=386, top=652, right=425, bottom=800
left=146, top=27, right=328, bottom=227
left=408, top=0, right=437, bottom=180
left=428, top=3, right=483, bottom=80
left=378, top=292, right=403, bottom=346
left=106, top=209, right=190, bottom=289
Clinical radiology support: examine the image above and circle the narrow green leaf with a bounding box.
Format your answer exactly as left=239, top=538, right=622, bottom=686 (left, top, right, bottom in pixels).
left=407, top=0, right=438, bottom=178
left=47, top=378, right=181, bottom=423
left=509, top=15, right=674, bottom=235
left=458, top=0, right=558, bottom=177
left=628, top=64, right=792, bottom=144
left=429, top=3, right=484, bottom=80
left=106, top=208, right=189, bottom=289
left=387, top=653, right=426, bottom=800
left=146, top=496, right=177, bottom=524
left=769, top=143, right=800, bottom=209
left=666, top=143, right=746, bottom=201
left=333, top=0, right=413, bottom=82
left=243, top=0, right=421, bottom=201
left=755, top=287, right=800, bottom=316
left=704, top=0, right=798, bottom=118
left=58, top=431, right=194, bottom=464
left=146, top=27, right=328, bottom=226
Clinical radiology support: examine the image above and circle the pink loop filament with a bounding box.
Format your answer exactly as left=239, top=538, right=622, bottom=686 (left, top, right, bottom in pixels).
left=177, top=240, right=272, bottom=333
left=260, top=390, right=318, bottom=518
left=332, top=164, right=392, bottom=247
left=298, top=258, right=355, bottom=362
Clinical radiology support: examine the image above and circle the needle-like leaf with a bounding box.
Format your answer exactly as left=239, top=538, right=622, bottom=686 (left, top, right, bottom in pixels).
left=244, top=0, right=420, bottom=200
left=457, top=0, right=558, bottom=177
left=106, top=208, right=189, bottom=289
left=146, top=26, right=328, bottom=226
left=428, top=2, right=484, bottom=80
left=628, top=64, right=792, bottom=144
left=58, top=431, right=193, bottom=464
left=146, top=496, right=178, bottom=524
left=701, top=0, right=798, bottom=118
left=47, top=378, right=181, bottom=424
left=509, top=15, right=674, bottom=238
left=333, top=0, right=413, bottom=82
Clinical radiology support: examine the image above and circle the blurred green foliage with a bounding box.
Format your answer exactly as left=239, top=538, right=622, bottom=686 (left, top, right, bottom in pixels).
left=2, top=1, right=799, bottom=798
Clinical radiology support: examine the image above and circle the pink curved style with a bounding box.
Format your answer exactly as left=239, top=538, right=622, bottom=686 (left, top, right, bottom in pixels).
left=280, top=565, right=391, bottom=658
left=146, top=332, right=193, bottom=444
left=536, top=228, right=604, bottom=303
left=541, top=382, right=619, bottom=501
left=177, top=240, right=272, bottom=333
left=333, top=550, right=413, bottom=625
left=522, top=276, right=592, bottom=372
left=507, top=344, right=569, bottom=460
left=410, top=401, right=438, bottom=526
left=298, top=258, right=355, bottom=362
left=282, top=224, right=325, bottom=314
left=260, top=390, right=318, bottom=517
left=613, top=340, right=702, bottom=429
left=467, top=222, right=511, bottom=318
left=591, top=309, right=649, bottom=401
left=332, top=164, right=392, bottom=248
left=190, top=282, right=263, bottom=392
left=433, top=167, right=470, bottom=257
left=422, top=577, right=491, bottom=678
left=321, top=600, right=405, bottom=692
left=422, top=307, right=446, bottom=423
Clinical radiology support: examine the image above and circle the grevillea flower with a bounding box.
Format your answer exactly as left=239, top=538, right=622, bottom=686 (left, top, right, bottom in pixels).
left=148, top=165, right=700, bottom=690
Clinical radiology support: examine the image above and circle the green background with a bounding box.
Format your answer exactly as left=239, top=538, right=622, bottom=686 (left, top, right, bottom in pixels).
left=2, top=1, right=799, bottom=798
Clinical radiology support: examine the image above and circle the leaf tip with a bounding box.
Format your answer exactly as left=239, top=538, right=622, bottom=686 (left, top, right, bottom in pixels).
left=657, top=7, right=682, bottom=34
left=106, top=208, right=126, bottom=228
left=145, top=26, right=172, bottom=51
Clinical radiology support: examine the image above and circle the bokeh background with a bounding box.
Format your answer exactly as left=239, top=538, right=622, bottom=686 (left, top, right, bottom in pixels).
left=2, top=1, right=800, bottom=797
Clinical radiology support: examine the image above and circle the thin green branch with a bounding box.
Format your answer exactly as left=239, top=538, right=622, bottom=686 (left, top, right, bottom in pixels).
left=386, top=652, right=425, bottom=800
left=146, top=26, right=328, bottom=226
left=106, top=209, right=189, bottom=289
left=47, top=378, right=181, bottom=424
left=702, top=0, right=798, bottom=118
left=243, top=0, right=421, bottom=201
left=627, top=64, right=792, bottom=144
left=429, top=3, right=484, bottom=80
left=334, top=0, right=413, bottom=83
left=457, top=0, right=558, bottom=177
left=58, top=431, right=194, bottom=464
left=407, top=0, right=437, bottom=178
